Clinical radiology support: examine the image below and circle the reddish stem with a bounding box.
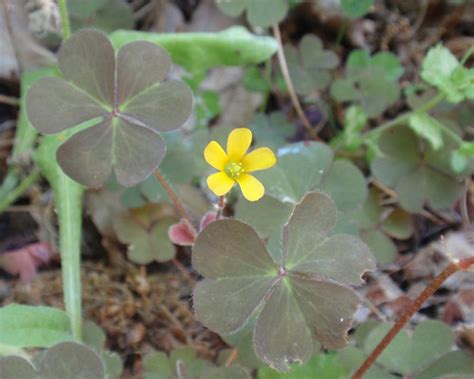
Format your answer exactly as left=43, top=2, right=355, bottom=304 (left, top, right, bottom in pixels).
left=352, top=257, right=474, bottom=379
left=154, top=170, right=197, bottom=237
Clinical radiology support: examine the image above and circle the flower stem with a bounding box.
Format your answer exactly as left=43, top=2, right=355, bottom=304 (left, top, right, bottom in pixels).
left=216, top=196, right=226, bottom=220
left=0, top=168, right=40, bottom=214
left=272, top=25, right=319, bottom=140
left=154, top=170, right=197, bottom=236
left=352, top=256, right=474, bottom=379
left=57, top=0, right=71, bottom=39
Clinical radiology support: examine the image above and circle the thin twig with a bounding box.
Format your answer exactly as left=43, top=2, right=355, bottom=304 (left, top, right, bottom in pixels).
left=0, top=94, right=19, bottom=106
left=272, top=25, right=318, bottom=139
left=215, top=196, right=225, bottom=220
left=154, top=170, right=197, bottom=236
left=352, top=256, right=474, bottom=379
left=225, top=348, right=239, bottom=368
left=461, top=178, right=471, bottom=228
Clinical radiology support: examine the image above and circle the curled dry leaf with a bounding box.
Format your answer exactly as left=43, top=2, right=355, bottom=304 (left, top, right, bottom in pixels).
left=192, top=192, right=375, bottom=371
left=26, top=29, right=193, bottom=188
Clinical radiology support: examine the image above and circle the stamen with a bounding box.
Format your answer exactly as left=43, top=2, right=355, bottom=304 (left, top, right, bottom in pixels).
left=224, top=161, right=245, bottom=179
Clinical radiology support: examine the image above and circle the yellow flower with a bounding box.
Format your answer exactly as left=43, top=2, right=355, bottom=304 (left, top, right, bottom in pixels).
left=204, top=128, right=277, bottom=202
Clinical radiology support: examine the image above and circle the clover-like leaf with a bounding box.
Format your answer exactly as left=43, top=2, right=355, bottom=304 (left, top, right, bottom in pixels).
left=249, top=112, right=294, bottom=151
left=351, top=188, right=413, bottom=264
left=143, top=347, right=250, bottom=379
left=258, top=352, right=347, bottom=379
left=284, top=35, right=339, bottom=95
left=193, top=192, right=375, bottom=371
left=114, top=203, right=177, bottom=264
left=26, top=29, right=192, bottom=188
left=215, top=0, right=288, bottom=27
left=0, top=342, right=104, bottom=379
left=330, top=50, right=403, bottom=117
left=339, top=320, right=474, bottom=379
left=236, top=142, right=367, bottom=238
left=371, top=127, right=468, bottom=212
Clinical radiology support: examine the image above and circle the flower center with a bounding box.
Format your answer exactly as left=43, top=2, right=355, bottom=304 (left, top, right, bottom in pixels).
left=224, top=161, right=245, bottom=179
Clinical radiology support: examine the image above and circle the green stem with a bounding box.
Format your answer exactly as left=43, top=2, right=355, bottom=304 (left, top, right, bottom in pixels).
left=56, top=171, right=83, bottom=340
left=0, top=169, right=40, bottom=213
left=364, top=93, right=445, bottom=141
left=57, top=0, right=71, bottom=39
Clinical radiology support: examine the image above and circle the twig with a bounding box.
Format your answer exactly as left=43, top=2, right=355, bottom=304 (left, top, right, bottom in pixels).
left=461, top=178, right=471, bottom=228
left=154, top=170, right=197, bottom=236
left=0, top=94, right=19, bottom=106
left=272, top=25, right=318, bottom=140
left=225, top=348, right=239, bottom=368
left=352, top=256, right=474, bottom=379
left=215, top=196, right=225, bottom=220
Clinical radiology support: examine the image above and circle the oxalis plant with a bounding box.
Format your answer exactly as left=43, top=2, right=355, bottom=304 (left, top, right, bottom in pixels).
left=1, top=0, right=474, bottom=378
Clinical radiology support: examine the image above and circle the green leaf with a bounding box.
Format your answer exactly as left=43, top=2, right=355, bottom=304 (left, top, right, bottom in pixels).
left=27, top=29, right=192, bottom=188
left=0, top=304, right=72, bottom=348
left=331, top=50, right=402, bottom=117
left=364, top=320, right=455, bottom=375
left=258, top=353, right=347, bottom=379
left=408, top=113, right=444, bottom=150
left=193, top=192, right=375, bottom=371
left=371, top=127, right=465, bottom=212
left=249, top=112, right=294, bottom=151
left=114, top=203, right=177, bottom=263
left=244, top=66, right=272, bottom=93
left=415, top=351, right=474, bottom=379
left=110, top=26, right=278, bottom=74
left=39, top=342, right=104, bottom=379
left=0, top=356, right=37, bottom=379
left=216, top=0, right=288, bottom=27
left=421, top=44, right=464, bottom=102
left=284, top=35, right=339, bottom=95
left=69, top=0, right=134, bottom=33
left=341, top=0, right=373, bottom=17
left=343, top=105, right=367, bottom=150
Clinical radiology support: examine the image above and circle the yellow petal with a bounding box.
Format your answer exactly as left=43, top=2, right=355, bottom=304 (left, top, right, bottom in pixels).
left=204, top=141, right=228, bottom=170
left=207, top=172, right=235, bottom=196
left=236, top=174, right=264, bottom=202
left=241, top=147, right=277, bottom=172
left=227, top=128, right=252, bottom=162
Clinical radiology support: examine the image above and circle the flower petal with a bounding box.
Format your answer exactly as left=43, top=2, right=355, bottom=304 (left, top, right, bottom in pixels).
left=241, top=147, right=277, bottom=172
left=227, top=128, right=252, bottom=161
left=207, top=172, right=235, bottom=196
left=237, top=174, right=264, bottom=202
left=204, top=141, right=228, bottom=170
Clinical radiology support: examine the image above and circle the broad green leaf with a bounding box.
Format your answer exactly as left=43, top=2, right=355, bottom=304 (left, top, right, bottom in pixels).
left=216, top=0, right=288, bottom=27
left=114, top=203, right=177, bottom=263
left=110, top=26, right=278, bottom=74
left=258, top=352, right=347, bottom=379
left=0, top=356, right=36, bottom=379
left=420, top=44, right=468, bottom=103
left=143, top=347, right=249, bottom=379
left=341, top=0, right=373, bottom=17
left=193, top=192, right=375, bottom=371
left=39, top=342, right=104, bottom=379
left=408, top=113, right=444, bottom=150
left=371, top=127, right=465, bottom=212
left=244, top=66, right=272, bottom=93
left=331, top=50, right=402, bottom=117
left=415, top=351, right=474, bottom=379
left=337, top=346, right=396, bottom=379
left=351, top=188, right=413, bottom=264
left=26, top=29, right=192, bottom=188
left=364, top=321, right=454, bottom=375
left=237, top=142, right=367, bottom=239
left=0, top=304, right=72, bottom=348
left=284, top=35, right=339, bottom=95
left=249, top=112, right=294, bottom=151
